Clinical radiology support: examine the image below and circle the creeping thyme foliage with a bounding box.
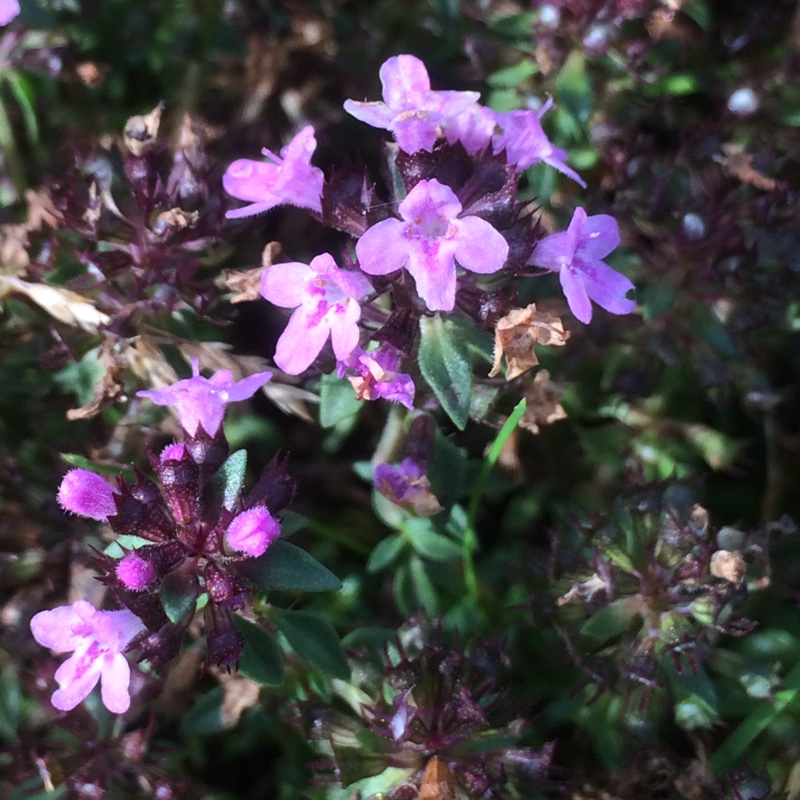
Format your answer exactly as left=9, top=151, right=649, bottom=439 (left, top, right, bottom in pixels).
left=2, top=2, right=799, bottom=798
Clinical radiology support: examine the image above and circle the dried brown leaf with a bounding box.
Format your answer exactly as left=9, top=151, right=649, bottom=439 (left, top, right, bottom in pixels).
left=124, top=102, right=165, bottom=156
left=67, top=336, right=129, bottom=420
left=0, top=275, right=109, bottom=331
left=719, top=143, right=779, bottom=191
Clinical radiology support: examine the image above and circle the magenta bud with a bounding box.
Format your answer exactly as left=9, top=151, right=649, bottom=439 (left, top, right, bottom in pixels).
left=58, top=469, right=118, bottom=521
left=117, top=552, right=158, bottom=591
left=160, top=443, right=186, bottom=462
left=224, top=507, right=280, bottom=558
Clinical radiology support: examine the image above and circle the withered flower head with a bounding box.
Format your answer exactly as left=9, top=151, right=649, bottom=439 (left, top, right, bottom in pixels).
left=490, top=303, right=569, bottom=380
left=519, top=369, right=568, bottom=434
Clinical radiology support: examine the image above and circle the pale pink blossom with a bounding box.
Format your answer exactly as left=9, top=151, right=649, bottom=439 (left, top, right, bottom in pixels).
left=137, top=359, right=272, bottom=436
left=261, top=253, right=372, bottom=375
left=223, top=126, right=324, bottom=218
left=444, top=102, right=497, bottom=154
left=493, top=100, right=586, bottom=186
left=344, top=55, right=479, bottom=153
left=356, top=178, right=508, bottom=312
left=30, top=601, right=145, bottom=714
left=337, top=345, right=415, bottom=409
left=530, top=207, right=635, bottom=323
left=0, top=0, right=19, bottom=26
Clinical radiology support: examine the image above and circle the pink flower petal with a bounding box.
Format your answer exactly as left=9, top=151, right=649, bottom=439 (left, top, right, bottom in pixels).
left=223, top=372, right=273, bottom=402
left=454, top=216, right=508, bottom=274
left=560, top=267, right=593, bottom=324
left=30, top=606, right=85, bottom=652
left=393, top=112, right=440, bottom=153
left=398, top=178, right=461, bottom=220
left=356, top=218, right=409, bottom=275
left=380, top=55, right=431, bottom=106
left=342, top=100, right=397, bottom=129
left=530, top=231, right=575, bottom=272
left=261, top=262, right=315, bottom=307
left=406, top=238, right=459, bottom=312
left=578, top=259, right=636, bottom=316
left=52, top=641, right=104, bottom=711
left=579, top=214, right=620, bottom=259
left=101, top=653, right=133, bottom=714
left=329, top=300, right=362, bottom=361
left=273, top=305, right=332, bottom=375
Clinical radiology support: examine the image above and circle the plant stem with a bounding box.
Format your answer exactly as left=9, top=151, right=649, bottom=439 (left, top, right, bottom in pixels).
left=463, top=399, right=526, bottom=604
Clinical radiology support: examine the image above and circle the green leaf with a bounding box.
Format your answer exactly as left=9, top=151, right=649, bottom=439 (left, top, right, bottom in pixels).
left=240, top=540, right=342, bottom=592
left=279, top=509, right=309, bottom=538
left=61, top=453, right=126, bottom=476
left=215, top=450, right=247, bottom=511
left=366, top=533, right=405, bottom=572
left=273, top=608, right=350, bottom=679
left=159, top=570, right=199, bottom=624
left=6, top=72, right=39, bottom=143
left=104, top=535, right=152, bottom=558
left=319, top=372, right=361, bottom=428
left=579, top=598, right=640, bottom=641
left=233, top=616, right=284, bottom=685
left=418, top=314, right=472, bottom=430
left=428, top=430, right=467, bottom=511
left=556, top=51, right=593, bottom=123
left=488, top=60, right=537, bottom=89
left=487, top=12, right=536, bottom=38
left=0, top=667, right=20, bottom=741
left=180, top=686, right=225, bottom=736
left=403, top=519, right=462, bottom=562
left=409, top=556, right=439, bottom=616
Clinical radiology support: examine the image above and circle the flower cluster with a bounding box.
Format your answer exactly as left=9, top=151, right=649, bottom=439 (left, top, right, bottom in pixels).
left=32, top=362, right=289, bottom=713
left=222, top=53, right=636, bottom=404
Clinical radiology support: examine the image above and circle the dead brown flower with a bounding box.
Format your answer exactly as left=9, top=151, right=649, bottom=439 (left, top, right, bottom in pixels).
left=520, top=369, right=567, bottom=434
left=490, top=304, right=569, bottom=381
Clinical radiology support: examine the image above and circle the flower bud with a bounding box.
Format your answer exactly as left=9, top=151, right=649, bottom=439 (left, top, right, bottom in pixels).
left=58, top=469, right=118, bottom=521
left=115, top=541, right=185, bottom=592
left=117, top=552, right=158, bottom=591
left=224, top=507, right=280, bottom=558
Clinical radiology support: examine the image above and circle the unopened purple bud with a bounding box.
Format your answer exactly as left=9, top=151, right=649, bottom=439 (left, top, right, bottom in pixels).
left=160, top=443, right=186, bottom=462
left=117, top=552, right=158, bottom=591
left=224, top=507, right=280, bottom=558
left=58, top=469, right=118, bottom=521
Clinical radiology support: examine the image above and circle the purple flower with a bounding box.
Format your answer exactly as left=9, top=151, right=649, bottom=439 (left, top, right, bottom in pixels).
left=58, top=469, right=118, bottom=521
left=137, top=359, right=272, bottom=436
left=224, top=507, right=281, bottom=558
left=344, top=55, right=479, bottom=154
left=30, top=600, right=146, bottom=713
left=260, top=253, right=372, bottom=375
left=530, top=207, right=635, bottom=324
left=493, top=100, right=586, bottom=186
left=222, top=126, right=324, bottom=219
left=0, top=0, right=19, bottom=25
left=356, top=178, right=508, bottom=312
left=374, top=458, right=444, bottom=517
left=338, top=346, right=415, bottom=409
left=444, top=102, right=497, bottom=154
